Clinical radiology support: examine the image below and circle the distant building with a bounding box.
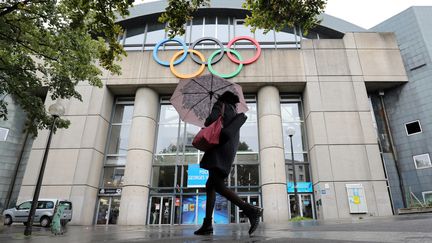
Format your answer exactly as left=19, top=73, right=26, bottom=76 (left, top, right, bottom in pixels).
left=371, top=6, right=432, bottom=211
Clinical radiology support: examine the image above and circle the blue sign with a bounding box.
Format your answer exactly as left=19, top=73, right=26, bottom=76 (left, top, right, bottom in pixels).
left=187, top=164, right=209, bottom=188
left=287, top=182, right=313, bottom=193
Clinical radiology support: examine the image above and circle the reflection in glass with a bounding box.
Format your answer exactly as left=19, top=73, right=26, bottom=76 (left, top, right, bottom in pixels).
left=281, top=103, right=301, bottom=122
left=156, top=124, right=179, bottom=154
left=107, top=125, right=131, bottom=155
left=204, top=16, right=216, bottom=40
left=237, top=164, right=259, bottom=187
left=216, top=16, right=229, bottom=43
left=152, top=166, right=175, bottom=187
left=103, top=167, right=125, bottom=187
left=124, top=26, right=145, bottom=51
left=191, top=17, right=204, bottom=41
left=286, top=164, right=310, bottom=182
left=160, top=105, right=180, bottom=124
left=106, top=156, right=127, bottom=166
left=113, top=104, right=134, bottom=124
left=145, top=21, right=166, bottom=49
left=282, top=123, right=305, bottom=153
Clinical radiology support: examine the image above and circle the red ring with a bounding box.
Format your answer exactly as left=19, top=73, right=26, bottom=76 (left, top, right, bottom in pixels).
left=226, top=36, right=261, bottom=65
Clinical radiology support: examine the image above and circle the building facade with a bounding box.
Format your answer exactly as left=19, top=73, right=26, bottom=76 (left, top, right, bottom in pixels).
left=370, top=6, right=432, bottom=211
left=14, top=1, right=409, bottom=225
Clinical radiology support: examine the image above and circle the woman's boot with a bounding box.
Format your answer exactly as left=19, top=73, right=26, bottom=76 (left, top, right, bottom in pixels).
left=244, top=205, right=264, bottom=235
left=194, top=217, right=213, bottom=235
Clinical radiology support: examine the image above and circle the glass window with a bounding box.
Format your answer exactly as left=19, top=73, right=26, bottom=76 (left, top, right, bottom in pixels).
left=239, top=103, right=258, bottom=152
left=156, top=124, right=180, bottom=154
left=216, top=16, right=229, bottom=43
left=237, top=164, right=259, bottom=187
left=413, top=153, right=431, bottom=169
left=18, top=201, right=31, bottom=210
left=281, top=102, right=307, bottom=155
left=145, top=21, right=166, bottom=49
left=191, top=17, right=204, bottom=41
left=124, top=26, right=145, bottom=51
left=113, top=104, right=134, bottom=124
left=103, top=167, right=125, bottom=187
left=286, top=164, right=311, bottom=182
left=152, top=166, right=175, bottom=187
left=275, top=27, right=299, bottom=48
left=107, top=125, right=131, bottom=155
left=405, top=120, right=422, bottom=136
left=106, top=156, right=127, bottom=166
left=59, top=201, right=72, bottom=210
left=204, top=16, right=216, bottom=38
left=423, top=191, right=432, bottom=204
left=254, top=28, right=275, bottom=48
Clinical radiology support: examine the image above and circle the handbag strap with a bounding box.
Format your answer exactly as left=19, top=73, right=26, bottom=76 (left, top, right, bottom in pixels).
left=220, top=103, right=225, bottom=118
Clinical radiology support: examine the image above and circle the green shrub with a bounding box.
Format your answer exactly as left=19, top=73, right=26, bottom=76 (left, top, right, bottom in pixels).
left=289, top=216, right=313, bottom=222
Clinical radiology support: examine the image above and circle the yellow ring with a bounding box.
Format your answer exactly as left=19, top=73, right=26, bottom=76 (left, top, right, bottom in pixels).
left=170, top=49, right=206, bottom=79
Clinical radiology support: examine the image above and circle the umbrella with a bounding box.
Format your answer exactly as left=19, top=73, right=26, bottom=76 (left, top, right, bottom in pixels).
left=170, top=74, right=248, bottom=127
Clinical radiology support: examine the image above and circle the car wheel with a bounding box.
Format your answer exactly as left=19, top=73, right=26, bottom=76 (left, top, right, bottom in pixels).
left=4, top=215, right=12, bottom=225
left=40, top=216, right=51, bottom=227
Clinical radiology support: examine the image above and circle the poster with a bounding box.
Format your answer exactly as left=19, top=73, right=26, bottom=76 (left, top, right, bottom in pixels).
left=287, top=182, right=313, bottom=193
left=187, top=164, right=209, bottom=188
left=346, top=184, right=368, bottom=213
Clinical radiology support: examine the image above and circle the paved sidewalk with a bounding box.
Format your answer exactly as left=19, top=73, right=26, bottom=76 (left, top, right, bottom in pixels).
left=1, top=214, right=432, bottom=242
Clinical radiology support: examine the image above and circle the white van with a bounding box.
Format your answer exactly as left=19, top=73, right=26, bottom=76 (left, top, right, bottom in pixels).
left=2, top=199, right=72, bottom=227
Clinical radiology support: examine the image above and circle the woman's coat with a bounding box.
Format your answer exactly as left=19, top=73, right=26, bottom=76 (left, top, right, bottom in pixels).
left=199, top=100, right=242, bottom=177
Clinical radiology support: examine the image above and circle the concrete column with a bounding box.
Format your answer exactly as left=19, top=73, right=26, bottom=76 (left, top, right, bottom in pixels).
left=118, top=87, right=159, bottom=225
left=258, top=86, right=289, bottom=222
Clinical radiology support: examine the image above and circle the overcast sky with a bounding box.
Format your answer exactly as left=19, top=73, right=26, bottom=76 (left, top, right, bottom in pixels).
left=137, top=0, right=432, bottom=29
left=325, top=0, right=432, bottom=29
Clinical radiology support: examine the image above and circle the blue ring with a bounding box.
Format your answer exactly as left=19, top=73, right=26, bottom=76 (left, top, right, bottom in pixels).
left=153, top=38, right=188, bottom=67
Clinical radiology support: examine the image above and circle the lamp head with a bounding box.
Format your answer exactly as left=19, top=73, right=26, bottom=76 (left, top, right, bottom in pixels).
left=48, top=101, right=65, bottom=117
left=286, top=127, right=296, bottom=137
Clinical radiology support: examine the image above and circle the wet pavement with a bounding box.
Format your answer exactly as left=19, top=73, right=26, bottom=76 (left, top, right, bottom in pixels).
left=1, top=214, right=432, bottom=242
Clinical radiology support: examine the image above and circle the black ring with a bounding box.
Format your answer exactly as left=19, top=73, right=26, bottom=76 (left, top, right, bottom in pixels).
left=190, top=37, right=225, bottom=65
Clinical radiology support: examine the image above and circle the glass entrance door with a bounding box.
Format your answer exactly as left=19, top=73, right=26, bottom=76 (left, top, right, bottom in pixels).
left=236, top=194, right=261, bottom=223
left=148, top=196, right=174, bottom=225
left=288, top=194, right=315, bottom=219
left=96, top=197, right=121, bottom=225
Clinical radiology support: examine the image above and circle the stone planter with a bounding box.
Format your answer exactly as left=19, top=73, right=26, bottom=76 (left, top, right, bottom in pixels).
left=398, top=207, right=432, bottom=214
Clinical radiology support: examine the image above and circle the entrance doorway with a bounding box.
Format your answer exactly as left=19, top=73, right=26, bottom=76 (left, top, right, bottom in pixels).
left=148, top=196, right=174, bottom=225
left=96, top=197, right=120, bottom=224
left=235, top=194, right=261, bottom=223
left=288, top=194, right=314, bottom=219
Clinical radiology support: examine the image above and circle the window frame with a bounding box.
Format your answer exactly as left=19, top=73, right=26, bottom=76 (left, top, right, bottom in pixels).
left=413, top=153, right=432, bottom=169
left=404, top=120, right=422, bottom=136
left=422, top=191, right=432, bottom=204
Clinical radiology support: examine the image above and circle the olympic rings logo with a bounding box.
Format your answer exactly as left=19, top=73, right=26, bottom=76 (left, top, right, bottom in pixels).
left=152, top=36, right=261, bottom=79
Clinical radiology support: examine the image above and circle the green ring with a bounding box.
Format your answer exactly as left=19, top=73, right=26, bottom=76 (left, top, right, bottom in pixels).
left=208, top=48, right=243, bottom=79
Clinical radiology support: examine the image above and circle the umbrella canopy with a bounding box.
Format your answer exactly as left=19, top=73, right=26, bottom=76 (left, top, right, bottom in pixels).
left=170, top=74, right=248, bottom=127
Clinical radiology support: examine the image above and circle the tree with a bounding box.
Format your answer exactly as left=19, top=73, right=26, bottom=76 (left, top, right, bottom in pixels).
left=159, top=0, right=327, bottom=37
left=0, top=0, right=133, bottom=136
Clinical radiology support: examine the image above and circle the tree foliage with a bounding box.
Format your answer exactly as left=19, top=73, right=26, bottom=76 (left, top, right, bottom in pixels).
left=0, top=0, right=133, bottom=136
left=159, top=0, right=209, bottom=37
left=160, top=0, right=327, bottom=38
left=243, top=0, right=327, bottom=35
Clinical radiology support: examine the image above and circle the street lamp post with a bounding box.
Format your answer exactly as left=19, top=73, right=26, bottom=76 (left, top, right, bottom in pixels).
left=24, top=101, right=64, bottom=236
left=286, top=127, right=300, bottom=218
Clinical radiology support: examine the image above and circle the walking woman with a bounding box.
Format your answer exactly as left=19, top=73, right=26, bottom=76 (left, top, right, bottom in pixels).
left=194, top=91, right=263, bottom=236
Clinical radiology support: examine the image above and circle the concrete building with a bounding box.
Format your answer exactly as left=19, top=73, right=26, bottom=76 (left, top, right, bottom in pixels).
left=370, top=6, right=432, bottom=211
left=8, top=1, right=410, bottom=225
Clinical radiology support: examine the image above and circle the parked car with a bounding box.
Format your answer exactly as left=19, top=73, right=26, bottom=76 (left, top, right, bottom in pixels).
left=2, top=199, right=72, bottom=227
